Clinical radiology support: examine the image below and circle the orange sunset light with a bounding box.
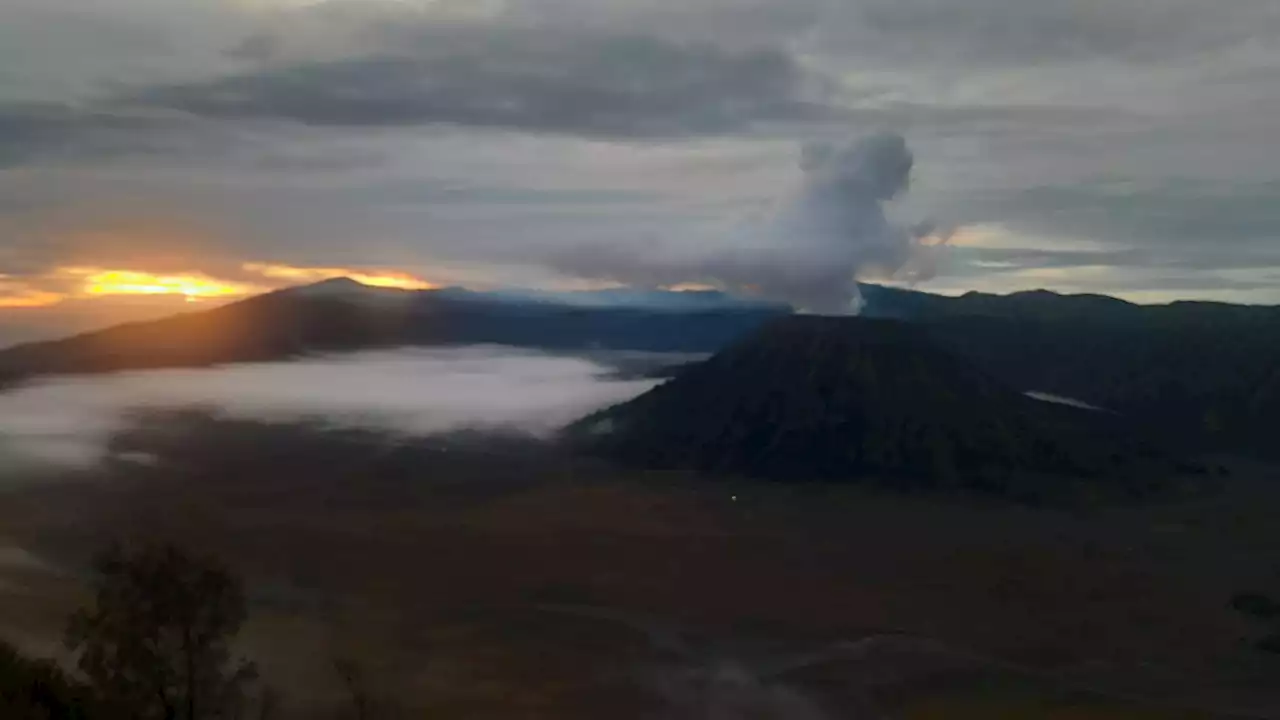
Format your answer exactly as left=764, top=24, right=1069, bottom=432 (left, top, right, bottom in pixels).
left=0, top=272, right=63, bottom=307
left=1, top=262, right=438, bottom=309
left=663, top=282, right=720, bottom=292
left=59, top=268, right=268, bottom=302
left=242, top=262, right=438, bottom=291
left=0, top=279, right=64, bottom=309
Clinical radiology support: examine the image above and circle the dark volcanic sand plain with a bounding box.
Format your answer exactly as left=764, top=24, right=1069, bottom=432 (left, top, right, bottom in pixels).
left=3, top=442, right=1280, bottom=719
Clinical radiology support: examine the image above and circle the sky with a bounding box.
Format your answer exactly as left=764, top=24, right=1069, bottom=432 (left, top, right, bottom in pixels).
left=1, top=0, right=1279, bottom=343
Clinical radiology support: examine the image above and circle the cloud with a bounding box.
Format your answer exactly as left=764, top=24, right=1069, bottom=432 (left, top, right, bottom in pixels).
left=241, top=262, right=436, bottom=289
left=0, top=18, right=836, bottom=169
left=0, top=262, right=447, bottom=316
left=3, top=0, right=1280, bottom=333
left=0, top=346, right=660, bottom=468
left=0, top=102, right=289, bottom=172
left=992, top=181, right=1280, bottom=250
left=0, top=104, right=154, bottom=168
left=224, top=32, right=280, bottom=62
left=550, top=132, right=946, bottom=313
left=125, top=32, right=834, bottom=138
left=816, top=0, right=1279, bottom=66
left=0, top=276, right=63, bottom=309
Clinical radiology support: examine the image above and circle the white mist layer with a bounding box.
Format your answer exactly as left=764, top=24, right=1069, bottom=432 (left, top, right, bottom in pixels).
left=0, top=346, right=661, bottom=469
left=1025, top=391, right=1108, bottom=412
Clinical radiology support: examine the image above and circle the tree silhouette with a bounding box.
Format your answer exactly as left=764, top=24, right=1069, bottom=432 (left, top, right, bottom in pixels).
left=334, top=658, right=374, bottom=720
left=64, top=543, right=258, bottom=720
left=1, top=640, right=94, bottom=720
left=1231, top=591, right=1280, bottom=654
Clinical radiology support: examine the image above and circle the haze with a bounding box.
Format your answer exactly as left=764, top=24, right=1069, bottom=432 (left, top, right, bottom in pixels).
left=0, top=347, right=660, bottom=469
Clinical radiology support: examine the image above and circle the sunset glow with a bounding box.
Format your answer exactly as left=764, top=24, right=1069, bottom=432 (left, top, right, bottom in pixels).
left=242, top=262, right=438, bottom=291
left=0, top=261, right=439, bottom=312
left=60, top=268, right=268, bottom=302
left=662, top=282, right=720, bottom=292
left=0, top=278, right=63, bottom=309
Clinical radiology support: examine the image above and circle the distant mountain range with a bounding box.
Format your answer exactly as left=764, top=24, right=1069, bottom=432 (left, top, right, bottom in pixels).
left=2, top=277, right=1278, bottom=459
left=0, top=279, right=787, bottom=387
left=866, top=287, right=1280, bottom=458
left=571, top=316, right=1189, bottom=499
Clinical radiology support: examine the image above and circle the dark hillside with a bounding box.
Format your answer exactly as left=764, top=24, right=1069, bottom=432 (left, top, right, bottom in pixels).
left=0, top=281, right=786, bottom=387
left=574, top=316, right=1185, bottom=499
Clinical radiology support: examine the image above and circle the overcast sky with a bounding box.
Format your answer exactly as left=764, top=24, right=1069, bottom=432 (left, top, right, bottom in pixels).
left=2, top=0, right=1279, bottom=342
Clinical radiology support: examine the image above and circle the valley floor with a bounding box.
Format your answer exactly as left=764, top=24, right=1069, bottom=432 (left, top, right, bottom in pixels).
left=3, top=453, right=1280, bottom=718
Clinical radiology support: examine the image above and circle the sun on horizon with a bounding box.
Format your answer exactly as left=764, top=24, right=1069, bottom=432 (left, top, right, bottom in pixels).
left=0, top=262, right=442, bottom=310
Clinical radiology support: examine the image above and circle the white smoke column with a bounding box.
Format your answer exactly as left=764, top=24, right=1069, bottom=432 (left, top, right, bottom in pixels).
left=758, top=132, right=941, bottom=314
left=553, top=132, right=947, bottom=314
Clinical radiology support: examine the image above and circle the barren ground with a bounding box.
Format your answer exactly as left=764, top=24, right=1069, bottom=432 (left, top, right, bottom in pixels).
left=3, top=452, right=1280, bottom=718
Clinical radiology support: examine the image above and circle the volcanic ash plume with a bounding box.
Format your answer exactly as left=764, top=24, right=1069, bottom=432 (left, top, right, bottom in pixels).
left=751, top=132, right=946, bottom=314
left=556, top=132, right=947, bottom=314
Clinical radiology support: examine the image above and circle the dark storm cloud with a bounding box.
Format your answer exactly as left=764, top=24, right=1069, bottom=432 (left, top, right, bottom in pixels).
left=128, top=33, right=835, bottom=138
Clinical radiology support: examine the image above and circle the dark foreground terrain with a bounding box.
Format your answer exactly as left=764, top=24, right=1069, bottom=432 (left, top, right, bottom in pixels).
left=3, top=416, right=1280, bottom=718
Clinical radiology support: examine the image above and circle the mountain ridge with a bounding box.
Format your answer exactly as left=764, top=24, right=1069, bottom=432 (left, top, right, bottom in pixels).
left=2, top=278, right=1279, bottom=458
left=571, top=315, right=1185, bottom=499
left=0, top=279, right=788, bottom=388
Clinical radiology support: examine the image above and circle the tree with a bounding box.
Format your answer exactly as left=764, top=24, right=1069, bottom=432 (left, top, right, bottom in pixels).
left=1, top=640, right=94, bottom=720
left=64, top=542, right=258, bottom=720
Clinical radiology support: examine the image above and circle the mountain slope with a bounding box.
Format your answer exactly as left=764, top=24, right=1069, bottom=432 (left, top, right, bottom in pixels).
left=903, top=307, right=1280, bottom=456
left=0, top=281, right=787, bottom=387
left=3, top=279, right=1279, bottom=460
left=841, top=285, right=1280, bottom=456
left=573, top=316, right=1183, bottom=497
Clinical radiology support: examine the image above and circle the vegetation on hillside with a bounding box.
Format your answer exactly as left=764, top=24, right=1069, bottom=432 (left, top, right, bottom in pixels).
left=1, top=640, right=94, bottom=720
left=1, top=541, right=382, bottom=720
left=64, top=543, right=261, bottom=720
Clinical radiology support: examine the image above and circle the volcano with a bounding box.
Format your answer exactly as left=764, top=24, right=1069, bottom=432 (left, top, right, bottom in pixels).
left=574, top=316, right=1182, bottom=497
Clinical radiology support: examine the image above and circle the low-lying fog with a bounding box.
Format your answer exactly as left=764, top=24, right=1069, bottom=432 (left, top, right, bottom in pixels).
left=0, top=346, right=664, bottom=471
